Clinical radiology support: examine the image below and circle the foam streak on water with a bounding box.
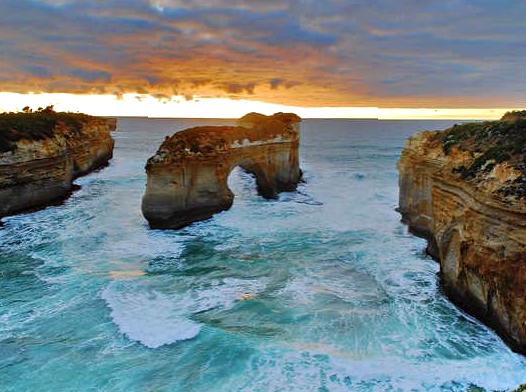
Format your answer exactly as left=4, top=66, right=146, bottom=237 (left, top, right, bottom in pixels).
left=0, top=118, right=524, bottom=391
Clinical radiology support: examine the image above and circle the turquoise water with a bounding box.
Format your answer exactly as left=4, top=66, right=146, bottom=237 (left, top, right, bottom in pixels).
left=1, top=119, right=525, bottom=391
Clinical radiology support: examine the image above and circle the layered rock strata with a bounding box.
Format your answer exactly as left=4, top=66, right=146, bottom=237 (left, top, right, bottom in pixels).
left=398, top=112, right=526, bottom=354
left=142, top=112, right=301, bottom=229
left=0, top=112, right=116, bottom=218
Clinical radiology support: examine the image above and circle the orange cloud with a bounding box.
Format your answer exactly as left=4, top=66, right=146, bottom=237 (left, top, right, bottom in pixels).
left=0, top=1, right=525, bottom=108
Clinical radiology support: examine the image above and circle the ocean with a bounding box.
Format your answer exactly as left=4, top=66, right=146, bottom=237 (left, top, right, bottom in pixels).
left=1, top=118, right=524, bottom=391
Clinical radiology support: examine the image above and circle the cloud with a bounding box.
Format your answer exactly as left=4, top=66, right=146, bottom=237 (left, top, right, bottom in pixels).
left=269, top=78, right=285, bottom=90
left=269, top=78, right=301, bottom=90
left=220, top=82, right=256, bottom=95
left=0, top=0, right=525, bottom=107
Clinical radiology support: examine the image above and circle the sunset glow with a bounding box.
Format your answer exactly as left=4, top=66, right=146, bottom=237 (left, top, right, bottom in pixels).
left=0, top=93, right=517, bottom=120
left=1, top=1, right=525, bottom=116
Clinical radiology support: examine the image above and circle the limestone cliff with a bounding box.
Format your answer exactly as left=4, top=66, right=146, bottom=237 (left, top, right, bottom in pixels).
left=0, top=112, right=116, bottom=218
left=398, top=111, right=526, bottom=354
left=142, top=112, right=301, bottom=229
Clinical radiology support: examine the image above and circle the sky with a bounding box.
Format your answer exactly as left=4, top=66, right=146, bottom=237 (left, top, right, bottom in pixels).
left=0, top=0, right=525, bottom=118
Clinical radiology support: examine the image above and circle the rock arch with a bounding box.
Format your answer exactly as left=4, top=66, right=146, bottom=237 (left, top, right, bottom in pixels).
left=142, top=113, right=302, bottom=229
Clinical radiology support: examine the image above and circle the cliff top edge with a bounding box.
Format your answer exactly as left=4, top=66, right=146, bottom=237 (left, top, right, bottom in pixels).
left=147, top=112, right=301, bottom=166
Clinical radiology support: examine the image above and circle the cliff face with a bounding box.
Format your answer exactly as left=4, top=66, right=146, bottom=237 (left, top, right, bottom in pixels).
left=398, top=112, right=526, bottom=354
left=142, top=112, right=301, bottom=229
left=0, top=113, right=116, bottom=218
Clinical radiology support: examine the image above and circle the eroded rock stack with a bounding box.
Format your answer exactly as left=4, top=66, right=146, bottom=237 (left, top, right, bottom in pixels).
left=0, top=112, right=116, bottom=218
left=142, top=112, right=301, bottom=229
left=398, top=111, right=526, bottom=354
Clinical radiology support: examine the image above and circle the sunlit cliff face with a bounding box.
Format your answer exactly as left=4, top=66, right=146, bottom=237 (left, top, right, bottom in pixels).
left=1, top=1, right=525, bottom=115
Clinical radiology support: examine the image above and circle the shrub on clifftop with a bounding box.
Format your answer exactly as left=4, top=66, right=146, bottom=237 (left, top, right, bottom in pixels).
left=0, top=107, right=92, bottom=153
left=436, top=109, right=526, bottom=199
left=501, top=110, right=526, bottom=122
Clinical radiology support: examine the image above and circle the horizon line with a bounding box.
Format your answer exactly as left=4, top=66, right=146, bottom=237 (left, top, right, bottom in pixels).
left=110, top=115, right=483, bottom=121
left=0, top=92, right=521, bottom=120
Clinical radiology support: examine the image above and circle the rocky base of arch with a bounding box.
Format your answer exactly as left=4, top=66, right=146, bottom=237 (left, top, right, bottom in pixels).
left=142, top=112, right=302, bottom=229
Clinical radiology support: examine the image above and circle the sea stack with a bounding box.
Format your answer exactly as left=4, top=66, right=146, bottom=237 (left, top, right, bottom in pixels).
left=0, top=110, right=116, bottom=218
left=398, top=111, right=526, bottom=354
left=142, top=112, right=301, bottom=229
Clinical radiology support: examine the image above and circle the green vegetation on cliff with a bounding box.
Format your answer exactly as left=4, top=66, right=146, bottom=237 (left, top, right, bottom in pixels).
left=501, top=110, right=526, bottom=122
left=0, top=107, right=92, bottom=153
left=439, top=110, right=526, bottom=198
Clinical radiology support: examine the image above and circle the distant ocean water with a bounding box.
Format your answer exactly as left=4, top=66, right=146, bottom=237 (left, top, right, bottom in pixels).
left=1, top=118, right=525, bottom=391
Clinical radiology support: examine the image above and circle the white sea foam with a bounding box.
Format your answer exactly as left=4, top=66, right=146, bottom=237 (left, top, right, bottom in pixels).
left=101, top=285, right=201, bottom=348
left=102, top=277, right=268, bottom=348
left=219, top=347, right=526, bottom=392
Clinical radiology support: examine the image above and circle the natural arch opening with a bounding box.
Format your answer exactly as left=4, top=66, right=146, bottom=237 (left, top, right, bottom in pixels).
left=226, top=158, right=278, bottom=201
left=227, top=166, right=260, bottom=203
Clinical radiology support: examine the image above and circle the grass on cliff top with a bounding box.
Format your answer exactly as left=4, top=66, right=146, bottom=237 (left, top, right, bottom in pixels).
left=0, top=108, right=92, bottom=153
left=440, top=110, right=526, bottom=198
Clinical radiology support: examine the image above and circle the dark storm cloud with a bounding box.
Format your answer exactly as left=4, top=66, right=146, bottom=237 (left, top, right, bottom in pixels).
left=1, top=0, right=525, bottom=106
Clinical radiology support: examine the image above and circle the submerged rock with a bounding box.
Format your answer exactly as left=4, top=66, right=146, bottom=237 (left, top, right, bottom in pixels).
left=398, top=111, right=526, bottom=354
left=0, top=111, right=116, bottom=218
left=142, top=112, right=301, bottom=229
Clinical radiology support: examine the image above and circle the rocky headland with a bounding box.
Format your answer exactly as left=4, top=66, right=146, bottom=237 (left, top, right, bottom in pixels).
left=398, top=111, right=526, bottom=354
left=142, top=112, right=301, bottom=229
left=0, top=110, right=116, bottom=219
